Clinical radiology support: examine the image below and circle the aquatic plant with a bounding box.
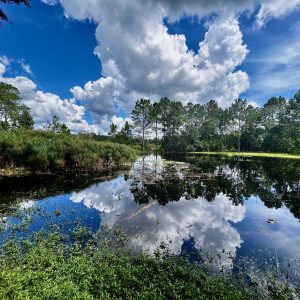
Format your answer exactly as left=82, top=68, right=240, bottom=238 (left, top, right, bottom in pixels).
left=189, top=151, right=300, bottom=160
left=0, top=226, right=298, bottom=300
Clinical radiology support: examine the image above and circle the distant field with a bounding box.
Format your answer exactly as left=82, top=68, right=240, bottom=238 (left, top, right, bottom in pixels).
left=189, top=151, right=300, bottom=160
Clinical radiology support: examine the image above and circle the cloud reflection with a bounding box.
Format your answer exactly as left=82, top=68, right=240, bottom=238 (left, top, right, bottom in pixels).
left=70, top=156, right=246, bottom=262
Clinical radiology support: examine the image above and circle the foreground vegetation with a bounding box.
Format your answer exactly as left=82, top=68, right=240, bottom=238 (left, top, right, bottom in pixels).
left=0, top=130, right=136, bottom=175
left=189, top=151, right=300, bottom=160
left=0, top=229, right=297, bottom=300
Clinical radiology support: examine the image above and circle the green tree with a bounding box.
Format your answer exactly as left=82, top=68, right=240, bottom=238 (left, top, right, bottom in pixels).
left=108, top=123, right=118, bottom=138
left=0, top=82, right=34, bottom=129
left=230, top=99, right=247, bottom=152
left=131, top=99, right=153, bottom=153
left=60, top=123, right=71, bottom=135
left=241, top=106, right=263, bottom=151
left=263, top=125, right=297, bottom=153
left=262, top=96, right=287, bottom=129
left=261, top=92, right=300, bottom=154
left=44, top=115, right=70, bottom=134
left=0, top=82, right=20, bottom=128
left=218, top=108, right=232, bottom=150
left=17, top=105, right=34, bottom=129
left=157, top=97, right=171, bottom=137
left=200, top=100, right=220, bottom=151
left=120, top=121, right=132, bottom=139
left=151, top=102, right=160, bottom=152
left=183, top=103, right=205, bottom=151
left=161, top=101, right=186, bottom=151
left=287, top=91, right=300, bottom=124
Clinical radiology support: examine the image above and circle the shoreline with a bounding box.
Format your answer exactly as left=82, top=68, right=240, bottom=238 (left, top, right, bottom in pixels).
left=0, top=227, right=297, bottom=299
left=0, top=163, right=132, bottom=178
left=2, top=151, right=300, bottom=178
left=188, top=151, right=300, bottom=160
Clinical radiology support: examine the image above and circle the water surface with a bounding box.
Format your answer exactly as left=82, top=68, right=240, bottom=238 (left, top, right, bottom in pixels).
left=1, top=154, right=300, bottom=271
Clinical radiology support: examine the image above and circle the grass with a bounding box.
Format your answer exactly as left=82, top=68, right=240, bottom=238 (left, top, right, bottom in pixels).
left=189, top=151, right=300, bottom=160
left=0, top=228, right=297, bottom=300
left=0, top=130, right=137, bottom=175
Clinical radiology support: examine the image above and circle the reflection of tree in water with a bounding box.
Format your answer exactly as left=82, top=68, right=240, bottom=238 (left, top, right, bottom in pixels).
left=129, top=155, right=217, bottom=205
left=0, top=174, right=115, bottom=216
left=232, top=158, right=300, bottom=220
left=129, top=155, right=300, bottom=219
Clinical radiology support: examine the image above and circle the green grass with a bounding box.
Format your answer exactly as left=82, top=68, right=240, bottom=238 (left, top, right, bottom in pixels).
left=0, top=130, right=137, bottom=175
left=0, top=230, right=296, bottom=300
left=189, top=151, right=300, bottom=160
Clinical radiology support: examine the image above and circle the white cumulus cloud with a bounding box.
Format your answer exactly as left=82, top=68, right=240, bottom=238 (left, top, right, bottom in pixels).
left=0, top=69, right=100, bottom=133
left=0, top=63, right=5, bottom=76
left=41, top=0, right=57, bottom=5
left=46, top=0, right=300, bottom=124
left=9, top=0, right=300, bottom=132
left=256, top=0, right=300, bottom=27
left=71, top=156, right=246, bottom=261
left=57, top=0, right=250, bottom=123
left=18, top=60, right=34, bottom=76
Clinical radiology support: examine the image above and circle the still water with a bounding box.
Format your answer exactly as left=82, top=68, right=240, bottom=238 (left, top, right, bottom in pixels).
left=1, top=154, right=300, bottom=270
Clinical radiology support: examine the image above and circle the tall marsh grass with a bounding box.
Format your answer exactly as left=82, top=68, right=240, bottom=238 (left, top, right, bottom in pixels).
left=0, top=130, right=137, bottom=173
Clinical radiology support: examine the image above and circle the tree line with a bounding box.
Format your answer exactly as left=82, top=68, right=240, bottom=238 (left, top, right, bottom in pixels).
left=1, top=81, right=299, bottom=154
left=128, top=92, right=300, bottom=154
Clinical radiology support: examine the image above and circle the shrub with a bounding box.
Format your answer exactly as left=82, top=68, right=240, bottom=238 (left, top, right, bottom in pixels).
left=0, top=130, right=137, bottom=172
left=0, top=228, right=297, bottom=300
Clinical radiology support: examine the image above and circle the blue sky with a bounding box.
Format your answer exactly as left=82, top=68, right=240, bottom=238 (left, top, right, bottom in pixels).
left=0, top=1, right=99, bottom=98
left=0, top=0, right=300, bottom=133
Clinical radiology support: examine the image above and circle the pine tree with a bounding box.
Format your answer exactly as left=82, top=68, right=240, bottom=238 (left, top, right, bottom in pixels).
left=131, top=99, right=153, bottom=153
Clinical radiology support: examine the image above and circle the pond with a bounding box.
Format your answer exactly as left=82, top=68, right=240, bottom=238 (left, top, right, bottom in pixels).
left=1, top=154, right=300, bottom=274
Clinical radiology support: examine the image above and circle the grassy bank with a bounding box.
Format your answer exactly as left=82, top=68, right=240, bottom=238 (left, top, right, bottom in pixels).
left=0, top=130, right=137, bottom=176
left=189, top=151, right=300, bottom=160
left=0, top=230, right=296, bottom=300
